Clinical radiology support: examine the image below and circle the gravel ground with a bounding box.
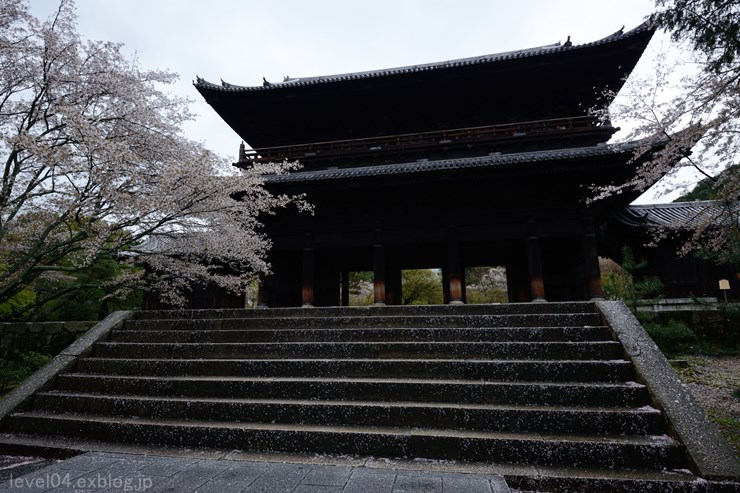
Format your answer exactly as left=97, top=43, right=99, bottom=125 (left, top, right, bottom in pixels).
left=672, top=355, right=740, bottom=456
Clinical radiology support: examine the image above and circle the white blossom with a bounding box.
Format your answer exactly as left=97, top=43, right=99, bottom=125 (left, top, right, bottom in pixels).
left=0, top=0, right=306, bottom=307
left=591, top=37, right=739, bottom=261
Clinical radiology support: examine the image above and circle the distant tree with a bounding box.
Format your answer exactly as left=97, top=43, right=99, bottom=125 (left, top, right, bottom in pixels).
left=602, top=247, right=663, bottom=312
left=675, top=165, right=739, bottom=202
left=674, top=176, right=719, bottom=202
left=466, top=266, right=508, bottom=304
left=0, top=0, right=306, bottom=311
left=348, top=271, right=374, bottom=306
left=591, top=0, right=739, bottom=264
left=401, top=269, right=443, bottom=305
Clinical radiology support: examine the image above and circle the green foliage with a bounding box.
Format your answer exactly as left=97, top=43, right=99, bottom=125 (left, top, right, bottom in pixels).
left=401, top=269, right=443, bottom=305
left=652, top=0, right=740, bottom=73
left=37, top=255, right=140, bottom=321
left=0, top=351, right=52, bottom=392
left=0, top=254, right=141, bottom=321
left=466, top=289, right=508, bottom=304
left=0, top=289, right=36, bottom=320
left=642, top=318, right=698, bottom=355
left=708, top=410, right=740, bottom=455
left=602, top=246, right=663, bottom=311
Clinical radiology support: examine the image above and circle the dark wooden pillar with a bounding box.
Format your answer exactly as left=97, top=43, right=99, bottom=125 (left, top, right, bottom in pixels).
left=506, top=255, right=529, bottom=303
left=448, top=230, right=464, bottom=304
left=527, top=228, right=546, bottom=302
left=583, top=217, right=604, bottom=299
left=341, top=270, right=350, bottom=306
left=442, top=267, right=451, bottom=304
left=461, top=268, right=467, bottom=304
left=373, top=230, right=386, bottom=305
left=302, top=236, right=315, bottom=307
left=257, top=275, right=270, bottom=308
left=386, top=263, right=402, bottom=305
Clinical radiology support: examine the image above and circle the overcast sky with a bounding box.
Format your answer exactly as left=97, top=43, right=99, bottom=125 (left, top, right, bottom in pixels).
left=29, top=0, right=669, bottom=201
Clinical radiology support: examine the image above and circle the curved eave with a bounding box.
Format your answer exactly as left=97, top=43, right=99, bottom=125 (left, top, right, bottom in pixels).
left=195, top=22, right=652, bottom=93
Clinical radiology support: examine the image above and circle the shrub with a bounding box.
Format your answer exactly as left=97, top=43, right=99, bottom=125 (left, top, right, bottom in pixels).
left=0, top=351, right=52, bottom=392
left=642, top=319, right=698, bottom=355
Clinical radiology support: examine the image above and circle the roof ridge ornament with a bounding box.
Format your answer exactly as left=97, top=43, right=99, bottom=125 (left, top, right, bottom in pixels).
left=238, top=142, right=247, bottom=162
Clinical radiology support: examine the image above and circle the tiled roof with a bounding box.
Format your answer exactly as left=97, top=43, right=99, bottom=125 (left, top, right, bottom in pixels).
left=617, top=201, right=740, bottom=229
left=264, top=141, right=642, bottom=184
left=196, top=22, right=651, bottom=93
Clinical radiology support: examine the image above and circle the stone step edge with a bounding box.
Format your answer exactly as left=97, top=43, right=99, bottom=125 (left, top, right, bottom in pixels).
left=77, top=357, right=631, bottom=363
left=95, top=341, right=621, bottom=347
left=115, top=325, right=610, bottom=332
left=11, top=411, right=678, bottom=446
left=58, top=373, right=646, bottom=388
left=132, top=303, right=598, bottom=319
left=113, top=320, right=610, bottom=334
left=126, top=314, right=601, bottom=323
left=35, top=391, right=660, bottom=414
left=0, top=431, right=699, bottom=486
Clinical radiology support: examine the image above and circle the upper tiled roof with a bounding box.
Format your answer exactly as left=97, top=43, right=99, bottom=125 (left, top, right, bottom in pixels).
left=196, top=22, right=651, bottom=93
left=618, top=201, right=740, bottom=229
left=264, top=141, right=643, bottom=184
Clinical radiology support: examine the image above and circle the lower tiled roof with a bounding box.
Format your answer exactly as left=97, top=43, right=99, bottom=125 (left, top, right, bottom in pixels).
left=617, top=201, right=739, bottom=229
left=264, top=141, right=643, bottom=184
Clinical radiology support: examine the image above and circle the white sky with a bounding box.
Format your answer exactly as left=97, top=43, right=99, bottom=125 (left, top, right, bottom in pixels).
left=30, top=0, right=680, bottom=202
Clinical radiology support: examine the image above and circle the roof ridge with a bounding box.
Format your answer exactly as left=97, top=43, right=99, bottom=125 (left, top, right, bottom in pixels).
left=627, top=200, right=722, bottom=209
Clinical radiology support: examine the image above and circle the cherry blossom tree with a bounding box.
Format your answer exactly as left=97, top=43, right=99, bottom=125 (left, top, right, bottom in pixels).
left=0, top=0, right=305, bottom=311
left=592, top=0, right=739, bottom=264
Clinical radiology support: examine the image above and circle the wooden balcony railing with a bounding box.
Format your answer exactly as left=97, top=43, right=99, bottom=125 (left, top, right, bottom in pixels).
left=238, top=116, right=611, bottom=165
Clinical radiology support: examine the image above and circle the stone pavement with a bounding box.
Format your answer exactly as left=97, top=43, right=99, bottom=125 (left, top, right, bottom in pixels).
left=0, top=452, right=512, bottom=492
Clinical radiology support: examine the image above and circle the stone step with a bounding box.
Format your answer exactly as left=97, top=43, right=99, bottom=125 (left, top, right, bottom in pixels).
left=55, top=374, right=650, bottom=407
left=91, top=341, right=624, bottom=360
left=33, top=392, right=665, bottom=435
left=108, top=325, right=613, bottom=343
left=131, top=302, right=598, bottom=320
left=6, top=412, right=685, bottom=471
left=0, top=434, right=733, bottom=493
left=123, top=313, right=603, bottom=331
left=74, top=357, right=634, bottom=381
left=506, top=470, right=739, bottom=493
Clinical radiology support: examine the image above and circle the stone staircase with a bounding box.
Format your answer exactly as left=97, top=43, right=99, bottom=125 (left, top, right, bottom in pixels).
left=0, top=303, right=737, bottom=491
